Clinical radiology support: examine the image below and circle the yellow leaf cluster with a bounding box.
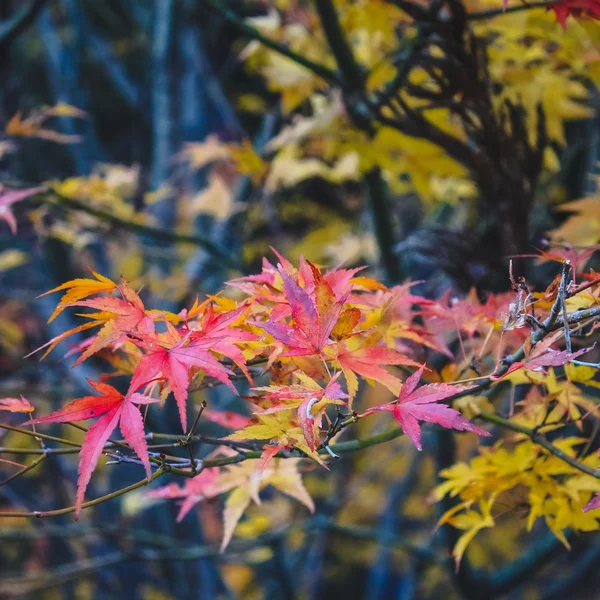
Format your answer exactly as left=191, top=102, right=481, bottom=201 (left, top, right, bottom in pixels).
left=237, top=1, right=598, bottom=206
left=435, top=438, right=600, bottom=563
left=549, top=177, right=600, bottom=246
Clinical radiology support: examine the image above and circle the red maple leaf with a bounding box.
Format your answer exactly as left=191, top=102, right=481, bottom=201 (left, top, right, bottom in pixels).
left=420, top=288, right=498, bottom=339
left=548, top=0, right=600, bottom=29
left=29, top=279, right=155, bottom=363
left=495, top=339, right=593, bottom=379
left=255, top=262, right=348, bottom=357
left=363, top=365, right=489, bottom=450
left=24, top=379, right=156, bottom=517
left=189, top=302, right=257, bottom=383
left=0, top=396, right=34, bottom=413
left=128, top=323, right=238, bottom=431
left=68, top=280, right=155, bottom=365
left=336, top=344, right=421, bottom=402
left=203, top=409, right=251, bottom=430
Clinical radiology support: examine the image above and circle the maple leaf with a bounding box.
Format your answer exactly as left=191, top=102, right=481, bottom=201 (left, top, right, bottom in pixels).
left=335, top=344, right=420, bottom=403
left=203, top=409, right=251, bottom=430
left=189, top=302, right=257, bottom=383
left=0, top=396, right=34, bottom=413
left=149, top=459, right=314, bottom=551
left=254, top=372, right=348, bottom=451
left=216, top=459, right=314, bottom=551
left=6, top=103, right=85, bottom=143
left=495, top=340, right=593, bottom=380
left=516, top=244, right=600, bottom=280
left=28, top=277, right=149, bottom=362
left=24, top=379, right=155, bottom=517
left=128, top=322, right=237, bottom=431
left=363, top=365, right=489, bottom=450
left=67, top=279, right=156, bottom=366
left=40, top=269, right=117, bottom=322
left=361, top=287, right=448, bottom=355
left=420, top=288, right=498, bottom=339
left=148, top=467, right=221, bottom=521
left=225, top=412, right=327, bottom=467
left=254, top=262, right=347, bottom=357
left=547, top=0, right=600, bottom=29
left=0, top=185, right=44, bottom=234
left=439, top=499, right=495, bottom=570
left=583, top=493, right=600, bottom=513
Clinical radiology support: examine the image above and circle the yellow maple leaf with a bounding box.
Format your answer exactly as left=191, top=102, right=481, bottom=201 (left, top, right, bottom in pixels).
left=217, top=459, right=314, bottom=551
left=40, top=269, right=117, bottom=322
left=439, top=498, right=495, bottom=569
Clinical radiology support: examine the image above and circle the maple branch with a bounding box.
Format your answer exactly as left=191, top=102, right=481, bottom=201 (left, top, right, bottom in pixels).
left=183, top=400, right=207, bottom=474
left=443, top=303, right=600, bottom=401
left=313, top=0, right=364, bottom=90
left=199, top=0, right=339, bottom=85
left=0, top=421, right=198, bottom=479
left=36, top=190, right=243, bottom=270
left=0, top=517, right=440, bottom=596
left=545, top=260, right=572, bottom=332
left=146, top=432, right=258, bottom=451
left=477, top=412, right=600, bottom=479
left=568, top=276, right=600, bottom=298
left=0, top=422, right=82, bottom=448
left=324, top=519, right=438, bottom=561
left=0, top=446, right=79, bottom=455
left=0, top=454, right=48, bottom=487
left=0, top=552, right=125, bottom=598
left=0, top=469, right=165, bottom=519
left=199, top=424, right=406, bottom=468
left=364, top=168, right=404, bottom=283
left=466, top=1, right=549, bottom=21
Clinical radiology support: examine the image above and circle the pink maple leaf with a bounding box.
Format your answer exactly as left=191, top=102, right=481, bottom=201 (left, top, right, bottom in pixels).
left=0, top=185, right=44, bottom=234
left=148, top=467, right=221, bottom=521
left=128, top=324, right=237, bottom=431
left=24, top=379, right=156, bottom=517
left=363, top=365, right=489, bottom=450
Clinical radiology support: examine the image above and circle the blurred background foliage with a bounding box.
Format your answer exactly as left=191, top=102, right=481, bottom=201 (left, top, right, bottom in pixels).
left=0, top=0, right=599, bottom=598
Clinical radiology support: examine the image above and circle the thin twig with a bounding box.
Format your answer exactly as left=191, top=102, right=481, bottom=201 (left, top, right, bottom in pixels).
left=183, top=400, right=207, bottom=474
left=0, top=454, right=48, bottom=487
left=0, top=469, right=165, bottom=518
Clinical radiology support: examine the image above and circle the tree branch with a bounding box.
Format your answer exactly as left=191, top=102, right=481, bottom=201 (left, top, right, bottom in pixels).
left=200, top=0, right=339, bottom=84
left=0, top=0, right=47, bottom=46
left=35, top=190, right=243, bottom=270
left=478, top=412, right=600, bottom=479
left=313, top=0, right=364, bottom=90
left=467, top=1, right=549, bottom=21
left=313, top=0, right=401, bottom=282
left=0, top=469, right=164, bottom=518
